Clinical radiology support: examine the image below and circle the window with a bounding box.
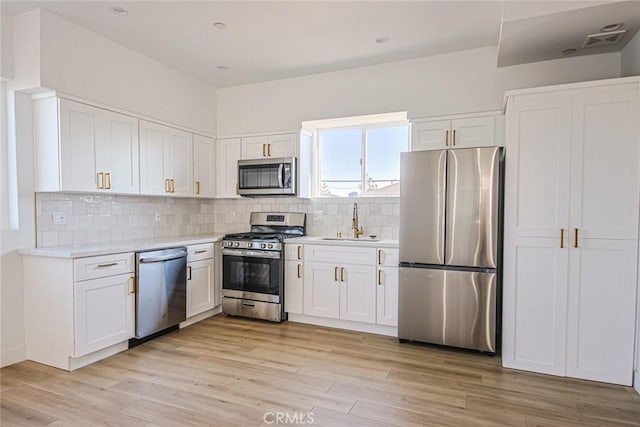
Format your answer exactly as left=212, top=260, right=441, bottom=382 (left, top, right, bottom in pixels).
left=318, top=123, right=408, bottom=197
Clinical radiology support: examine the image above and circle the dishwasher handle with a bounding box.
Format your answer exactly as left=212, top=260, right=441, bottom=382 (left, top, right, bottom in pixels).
left=138, top=251, right=187, bottom=263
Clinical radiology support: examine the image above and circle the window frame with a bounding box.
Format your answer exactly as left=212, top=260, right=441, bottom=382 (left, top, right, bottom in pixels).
left=316, top=120, right=409, bottom=198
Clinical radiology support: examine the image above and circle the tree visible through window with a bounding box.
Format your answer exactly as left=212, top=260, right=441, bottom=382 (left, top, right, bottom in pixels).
left=319, top=124, right=408, bottom=197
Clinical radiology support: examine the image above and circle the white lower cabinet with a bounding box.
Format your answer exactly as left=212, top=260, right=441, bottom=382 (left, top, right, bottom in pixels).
left=186, top=243, right=217, bottom=318
left=285, top=260, right=304, bottom=314
left=376, top=266, right=398, bottom=326
left=75, top=273, right=135, bottom=356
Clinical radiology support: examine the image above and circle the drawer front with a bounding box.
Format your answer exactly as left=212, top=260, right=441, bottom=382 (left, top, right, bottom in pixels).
left=74, top=252, right=134, bottom=281
left=305, top=245, right=375, bottom=266
left=187, top=243, right=214, bottom=262
left=285, top=243, right=304, bottom=261
left=377, top=248, right=399, bottom=267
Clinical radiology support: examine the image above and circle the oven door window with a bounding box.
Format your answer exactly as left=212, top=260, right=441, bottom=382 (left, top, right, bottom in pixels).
left=223, top=255, right=281, bottom=295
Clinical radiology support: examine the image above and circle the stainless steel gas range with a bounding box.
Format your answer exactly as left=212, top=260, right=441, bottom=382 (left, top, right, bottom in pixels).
left=222, top=212, right=305, bottom=322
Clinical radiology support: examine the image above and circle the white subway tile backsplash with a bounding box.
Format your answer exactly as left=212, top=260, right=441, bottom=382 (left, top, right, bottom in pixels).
left=35, top=193, right=399, bottom=247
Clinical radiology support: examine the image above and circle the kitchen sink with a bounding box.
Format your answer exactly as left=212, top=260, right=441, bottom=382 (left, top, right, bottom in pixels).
left=321, top=237, right=381, bottom=242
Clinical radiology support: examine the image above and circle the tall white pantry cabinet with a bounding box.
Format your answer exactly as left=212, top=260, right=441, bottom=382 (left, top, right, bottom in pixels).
left=502, top=78, right=640, bottom=386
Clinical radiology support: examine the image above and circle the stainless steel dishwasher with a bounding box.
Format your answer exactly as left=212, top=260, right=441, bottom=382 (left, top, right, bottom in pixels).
left=135, top=247, right=188, bottom=339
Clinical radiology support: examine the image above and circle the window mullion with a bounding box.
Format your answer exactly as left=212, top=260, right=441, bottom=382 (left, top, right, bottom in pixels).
left=361, top=126, right=367, bottom=197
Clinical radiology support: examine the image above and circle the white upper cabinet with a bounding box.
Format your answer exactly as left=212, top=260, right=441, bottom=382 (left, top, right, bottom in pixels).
left=241, top=133, right=297, bottom=159
left=502, top=80, right=640, bottom=386
left=139, top=120, right=193, bottom=196
left=193, top=134, right=215, bottom=198
left=215, top=137, right=242, bottom=198
left=35, top=97, right=139, bottom=194
left=411, top=114, right=498, bottom=151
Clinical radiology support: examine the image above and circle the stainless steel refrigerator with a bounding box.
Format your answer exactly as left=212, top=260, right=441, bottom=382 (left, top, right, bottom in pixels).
left=398, top=147, right=503, bottom=353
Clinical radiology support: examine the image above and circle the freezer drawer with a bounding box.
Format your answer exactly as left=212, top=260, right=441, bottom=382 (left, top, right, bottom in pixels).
left=398, top=267, right=496, bottom=352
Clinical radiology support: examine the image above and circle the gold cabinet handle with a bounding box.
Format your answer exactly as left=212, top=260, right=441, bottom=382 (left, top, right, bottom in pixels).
left=267, top=143, right=271, bottom=156
left=560, top=228, right=565, bottom=248
left=98, top=172, right=105, bottom=189
left=378, top=270, right=383, bottom=286
left=377, top=249, right=383, bottom=265
left=574, top=228, right=579, bottom=248
left=165, top=179, right=170, bottom=193
left=297, top=245, right=302, bottom=260
left=195, top=180, right=200, bottom=195
left=105, top=172, right=112, bottom=189
left=445, top=130, right=449, bottom=147
left=262, top=144, right=266, bottom=157
left=97, top=262, right=118, bottom=268
left=340, top=267, right=345, bottom=282
left=171, top=179, right=176, bottom=193
left=187, top=266, right=192, bottom=280
left=297, top=264, right=301, bottom=279
left=334, top=266, right=338, bottom=282
left=129, top=276, right=136, bottom=294
left=193, top=249, right=207, bottom=254
left=453, top=129, right=457, bottom=146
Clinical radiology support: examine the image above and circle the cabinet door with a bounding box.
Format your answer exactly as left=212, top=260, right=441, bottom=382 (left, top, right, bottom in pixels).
left=59, top=99, right=100, bottom=192
left=285, top=260, right=304, bottom=314
left=502, top=236, right=569, bottom=376
left=139, top=120, right=169, bottom=195
left=410, top=120, right=450, bottom=151
left=339, top=264, right=376, bottom=323
left=187, top=259, right=215, bottom=317
left=303, top=261, right=340, bottom=319
left=215, top=138, right=242, bottom=198
left=450, top=116, right=495, bottom=148
left=504, top=95, right=572, bottom=239
left=167, top=128, right=193, bottom=196
left=569, top=87, right=639, bottom=240
left=193, top=135, right=215, bottom=197
left=100, top=110, right=139, bottom=194
left=266, top=134, right=297, bottom=158
left=74, top=273, right=135, bottom=356
left=566, top=239, right=637, bottom=385
left=376, top=266, right=398, bottom=326
left=241, top=135, right=268, bottom=159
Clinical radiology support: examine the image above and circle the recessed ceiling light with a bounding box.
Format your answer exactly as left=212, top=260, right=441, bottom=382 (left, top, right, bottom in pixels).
left=109, top=6, right=128, bottom=16
left=375, top=36, right=390, bottom=44
left=562, top=48, right=578, bottom=56
left=217, top=66, right=229, bottom=71
left=600, top=23, right=623, bottom=32
left=213, top=22, right=227, bottom=30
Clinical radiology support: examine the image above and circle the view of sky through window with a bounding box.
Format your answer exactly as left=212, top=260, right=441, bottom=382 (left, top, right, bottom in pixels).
left=320, top=125, right=408, bottom=197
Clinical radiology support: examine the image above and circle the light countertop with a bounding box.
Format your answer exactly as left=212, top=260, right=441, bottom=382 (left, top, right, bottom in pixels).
left=19, top=234, right=225, bottom=259
left=286, top=236, right=398, bottom=248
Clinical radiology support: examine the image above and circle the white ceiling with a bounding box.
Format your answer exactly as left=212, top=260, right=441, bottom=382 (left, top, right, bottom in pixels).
left=1, top=1, right=504, bottom=88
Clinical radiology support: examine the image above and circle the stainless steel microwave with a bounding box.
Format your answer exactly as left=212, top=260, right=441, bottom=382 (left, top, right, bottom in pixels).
left=237, top=157, right=296, bottom=196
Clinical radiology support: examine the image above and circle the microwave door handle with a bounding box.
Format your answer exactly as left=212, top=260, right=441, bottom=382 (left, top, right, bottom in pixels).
left=277, top=163, right=284, bottom=188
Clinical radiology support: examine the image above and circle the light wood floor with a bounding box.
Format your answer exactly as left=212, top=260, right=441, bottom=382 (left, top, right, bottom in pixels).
left=2, top=315, right=639, bottom=426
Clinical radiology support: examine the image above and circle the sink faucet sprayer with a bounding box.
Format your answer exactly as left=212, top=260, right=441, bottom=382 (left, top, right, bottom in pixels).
left=352, top=203, right=364, bottom=238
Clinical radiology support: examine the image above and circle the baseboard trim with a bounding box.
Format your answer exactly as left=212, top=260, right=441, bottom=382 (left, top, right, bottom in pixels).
left=634, top=370, right=640, bottom=395
left=0, top=345, right=26, bottom=368
left=68, top=341, right=128, bottom=371
left=180, top=306, right=222, bottom=328
left=288, top=313, right=397, bottom=337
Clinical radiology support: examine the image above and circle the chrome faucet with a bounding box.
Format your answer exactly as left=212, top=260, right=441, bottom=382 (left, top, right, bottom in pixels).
left=352, top=203, right=364, bottom=238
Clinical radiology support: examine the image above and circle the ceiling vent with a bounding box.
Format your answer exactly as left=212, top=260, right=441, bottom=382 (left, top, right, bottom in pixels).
left=582, top=30, right=627, bottom=48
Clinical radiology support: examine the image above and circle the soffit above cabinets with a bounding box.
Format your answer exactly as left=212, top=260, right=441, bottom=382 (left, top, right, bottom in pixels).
left=497, top=1, right=640, bottom=67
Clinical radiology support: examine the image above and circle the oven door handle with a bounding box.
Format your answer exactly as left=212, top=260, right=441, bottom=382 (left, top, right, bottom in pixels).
left=277, top=163, right=284, bottom=188
left=222, top=248, right=281, bottom=259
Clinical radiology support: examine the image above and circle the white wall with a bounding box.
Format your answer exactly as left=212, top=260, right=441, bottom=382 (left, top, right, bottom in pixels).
left=621, top=31, right=640, bottom=77
left=10, top=9, right=216, bottom=134
left=1, top=93, right=35, bottom=366
left=1, top=12, right=14, bottom=80
left=217, top=46, right=621, bottom=136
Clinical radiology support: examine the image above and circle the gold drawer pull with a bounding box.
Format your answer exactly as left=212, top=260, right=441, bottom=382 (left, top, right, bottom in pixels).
left=334, top=266, right=338, bottom=282
left=297, top=245, right=302, bottom=260
left=165, top=179, right=170, bottom=193
left=262, top=144, right=266, bottom=157
left=193, top=249, right=208, bottom=254
left=267, top=143, right=271, bottom=156
left=574, top=228, right=579, bottom=248
left=105, top=172, right=112, bottom=189
left=97, top=172, right=105, bottom=189
left=187, top=266, right=192, bottom=280
left=378, top=270, right=383, bottom=285
left=340, top=267, right=345, bottom=282
left=97, top=262, right=118, bottom=268
left=195, top=180, right=200, bottom=195
left=560, top=228, right=565, bottom=249
left=377, top=249, right=382, bottom=265
left=129, top=277, right=136, bottom=294
left=445, top=130, right=449, bottom=147
left=453, top=129, right=457, bottom=146
left=297, top=264, right=302, bottom=278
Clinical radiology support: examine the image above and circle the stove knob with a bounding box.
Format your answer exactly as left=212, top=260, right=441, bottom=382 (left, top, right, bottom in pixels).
left=225, top=241, right=231, bottom=247
left=268, top=244, right=274, bottom=249
left=247, top=243, right=253, bottom=248
left=261, top=243, right=267, bottom=249
left=234, top=242, right=240, bottom=247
